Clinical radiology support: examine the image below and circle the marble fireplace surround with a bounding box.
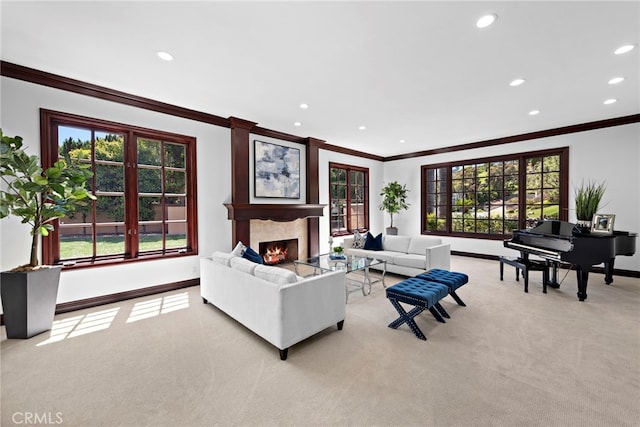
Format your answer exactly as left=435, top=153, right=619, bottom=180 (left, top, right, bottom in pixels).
left=224, top=203, right=325, bottom=259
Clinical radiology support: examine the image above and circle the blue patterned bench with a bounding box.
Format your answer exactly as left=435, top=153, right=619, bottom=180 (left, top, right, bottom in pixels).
left=416, top=269, right=469, bottom=307
left=385, top=277, right=450, bottom=340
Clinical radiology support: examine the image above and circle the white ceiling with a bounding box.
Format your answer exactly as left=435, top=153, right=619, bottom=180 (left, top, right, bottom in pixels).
left=1, top=1, right=638, bottom=157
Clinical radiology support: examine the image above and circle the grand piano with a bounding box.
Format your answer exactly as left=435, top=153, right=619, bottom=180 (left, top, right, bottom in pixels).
left=504, top=220, right=637, bottom=301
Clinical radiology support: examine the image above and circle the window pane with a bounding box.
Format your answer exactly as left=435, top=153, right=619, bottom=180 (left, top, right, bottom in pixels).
left=60, top=224, right=94, bottom=259
left=165, top=170, right=186, bottom=195
left=96, top=225, right=125, bottom=256
left=96, top=164, right=124, bottom=192
left=164, top=143, right=185, bottom=169
left=58, top=126, right=92, bottom=161
left=95, top=132, right=124, bottom=162
left=138, top=138, right=162, bottom=166
left=139, top=168, right=162, bottom=194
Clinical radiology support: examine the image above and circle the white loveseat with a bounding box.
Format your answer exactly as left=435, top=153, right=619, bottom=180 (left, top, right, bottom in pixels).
left=342, top=234, right=451, bottom=277
left=200, top=252, right=346, bottom=360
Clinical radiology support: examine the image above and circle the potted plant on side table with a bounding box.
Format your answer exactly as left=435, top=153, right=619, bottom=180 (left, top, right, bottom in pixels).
left=1, top=130, right=95, bottom=338
left=379, top=181, right=410, bottom=235
left=574, top=180, right=606, bottom=232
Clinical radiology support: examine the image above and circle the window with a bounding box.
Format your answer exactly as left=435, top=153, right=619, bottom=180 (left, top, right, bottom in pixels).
left=329, top=163, right=369, bottom=236
left=422, top=148, right=568, bottom=238
left=41, top=110, right=198, bottom=267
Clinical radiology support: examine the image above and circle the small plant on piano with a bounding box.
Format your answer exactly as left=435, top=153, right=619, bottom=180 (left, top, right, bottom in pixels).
left=574, top=180, right=606, bottom=229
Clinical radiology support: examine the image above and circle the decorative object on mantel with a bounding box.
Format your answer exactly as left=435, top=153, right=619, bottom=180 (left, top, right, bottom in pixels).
left=574, top=180, right=606, bottom=231
left=379, top=181, right=410, bottom=235
left=0, top=129, right=96, bottom=338
left=591, top=213, right=615, bottom=235
left=254, top=140, right=300, bottom=199
left=328, top=235, right=333, bottom=253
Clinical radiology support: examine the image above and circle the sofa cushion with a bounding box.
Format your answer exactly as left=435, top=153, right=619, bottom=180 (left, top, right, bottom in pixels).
left=382, top=235, right=412, bottom=253
left=230, top=256, right=259, bottom=275
left=364, top=250, right=399, bottom=264
left=407, top=236, right=443, bottom=255
left=242, top=246, right=264, bottom=264
left=211, top=251, right=234, bottom=266
left=364, top=232, right=383, bottom=251
left=254, top=264, right=298, bottom=285
left=353, top=231, right=367, bottom=249
left=393, top=253, right=427, bottom=270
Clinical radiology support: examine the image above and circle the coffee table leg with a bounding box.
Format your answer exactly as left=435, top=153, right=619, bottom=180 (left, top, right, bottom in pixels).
left=363, top=267, right=372, bottom=296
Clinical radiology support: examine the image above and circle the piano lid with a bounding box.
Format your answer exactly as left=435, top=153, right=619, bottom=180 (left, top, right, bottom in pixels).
left=525, top=220, right=577, bottom=238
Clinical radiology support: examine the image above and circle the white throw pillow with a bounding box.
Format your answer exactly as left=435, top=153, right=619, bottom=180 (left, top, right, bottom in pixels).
left=231, top=241, right=246, bottom=257
left=254, top=264, right=298, bottom=285
left=211, top=251, right=234, bottom=266
left=353, top=231, right=366, bottom=249
left=230, top=256, right=258, bottom=275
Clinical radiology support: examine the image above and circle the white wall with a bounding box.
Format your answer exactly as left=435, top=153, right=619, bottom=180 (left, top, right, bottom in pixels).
left=318, top=150, right=384, bottom=253
left=383, top=123, right=640, bottom=271
left=0, top=77, right=233, bottom=309
left=2, top=74, right=636, bottom=315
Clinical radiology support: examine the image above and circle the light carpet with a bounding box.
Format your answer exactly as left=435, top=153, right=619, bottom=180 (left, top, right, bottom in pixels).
left=1, top=256, right=639, bottom=426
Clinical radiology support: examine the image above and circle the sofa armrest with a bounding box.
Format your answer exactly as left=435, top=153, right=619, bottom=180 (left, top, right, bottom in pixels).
left=426, top=243, right=451, bottom=271
left=278, top=270, right=346, bottom=349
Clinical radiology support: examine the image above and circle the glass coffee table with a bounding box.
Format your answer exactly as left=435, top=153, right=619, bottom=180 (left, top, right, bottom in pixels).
left=294, top=254, right=386, bottom=302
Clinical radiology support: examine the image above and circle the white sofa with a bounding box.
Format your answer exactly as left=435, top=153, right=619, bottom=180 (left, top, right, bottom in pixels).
left=342, top=234, right=451, bottom=277
left=200, top=252, right=346, bottom=360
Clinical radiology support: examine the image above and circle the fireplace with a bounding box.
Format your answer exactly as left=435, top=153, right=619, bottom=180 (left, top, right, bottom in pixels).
left=259, top=239, right=299, bottom=265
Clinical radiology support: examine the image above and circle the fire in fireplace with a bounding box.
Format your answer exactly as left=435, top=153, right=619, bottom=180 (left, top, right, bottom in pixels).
left=259, top=239, right=298, bottom=265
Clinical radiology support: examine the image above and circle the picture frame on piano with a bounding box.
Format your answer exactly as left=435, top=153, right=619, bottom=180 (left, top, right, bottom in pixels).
left=591, top=213, right=615, bottom=235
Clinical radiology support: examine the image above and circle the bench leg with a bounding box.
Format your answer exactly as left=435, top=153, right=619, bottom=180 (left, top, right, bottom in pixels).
left=387, top=298, right=427, bottom=340
left=434, top=302, right=450, bottom=319
left=429, top=306, right=446, bottom=323
left=449, top=290, right=466, bottom=307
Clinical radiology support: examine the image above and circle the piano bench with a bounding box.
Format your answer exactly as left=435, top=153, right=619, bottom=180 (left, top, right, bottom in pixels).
left=416, top=269, right=469, bottom=306
left=386, top=278, right=450, bottom=340
left=499, top=256, right=548, bottom=293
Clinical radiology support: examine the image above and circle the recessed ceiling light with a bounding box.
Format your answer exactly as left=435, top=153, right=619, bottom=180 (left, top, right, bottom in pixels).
left=156, top=51, right=174, bottom=61
left=476, top=14, right=497, bottom=29
left=299, top=103, right=309, bottom=109
left=604, top=98, right=617, bottom=105
left=400, top=139, right=406, bottom=143
left=294, top=122, right=302, bottom=127
left=528, top=110, right=540, bottom=115
left=614, top=44, right=635, bottom=55
left=358, top=125, right=366, bottom=130
left=510, top=78, right=526, bottom=87
left=608, top=77, right=624, bottom=85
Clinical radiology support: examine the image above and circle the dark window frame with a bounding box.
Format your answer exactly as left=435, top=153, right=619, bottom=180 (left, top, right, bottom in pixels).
left=40, top=109, right=198, bottom=269
left=329, top=162, right=369, bottom=236
left=421, top=147, right=569, bottom=239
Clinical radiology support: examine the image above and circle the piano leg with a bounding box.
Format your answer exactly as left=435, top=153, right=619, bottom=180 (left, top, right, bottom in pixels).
left=546, top=261, right=561, bottom=289
left=604, top=258, right=615, bottom=285
left=576, top=267, right=589, bottom=301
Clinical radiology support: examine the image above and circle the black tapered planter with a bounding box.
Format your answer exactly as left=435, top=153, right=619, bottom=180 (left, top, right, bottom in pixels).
left=1, top=266, right=61, bottom=339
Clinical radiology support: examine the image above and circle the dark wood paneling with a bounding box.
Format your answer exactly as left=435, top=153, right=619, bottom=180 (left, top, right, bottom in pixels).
left=224, top=204, right=325, bottom=222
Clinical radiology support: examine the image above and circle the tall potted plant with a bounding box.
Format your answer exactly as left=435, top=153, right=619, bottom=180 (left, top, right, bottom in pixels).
left=379, top=181, right=410, bottom=235
left=574, top=180, right=606, bottom=231
left=0, top=129, right=95, bottom=338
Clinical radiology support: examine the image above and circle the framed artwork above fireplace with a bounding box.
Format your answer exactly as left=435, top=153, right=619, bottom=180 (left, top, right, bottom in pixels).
left=254, top=140, right=300, bottom=199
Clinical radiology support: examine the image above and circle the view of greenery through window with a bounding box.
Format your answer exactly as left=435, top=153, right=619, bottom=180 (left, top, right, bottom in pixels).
left=57, top=125, right=188, bottom=261
left=330, top=164, right=368, bottom=235
left=424, top=151, right=563, bottom=236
